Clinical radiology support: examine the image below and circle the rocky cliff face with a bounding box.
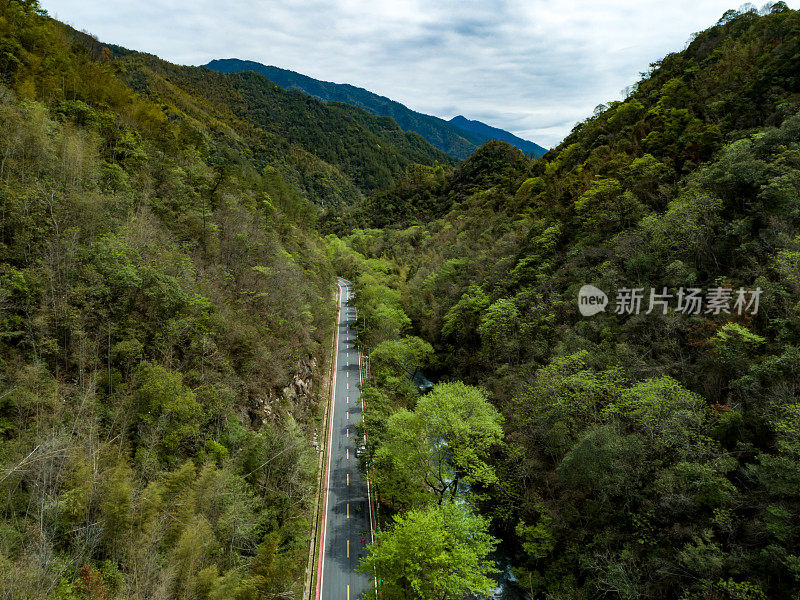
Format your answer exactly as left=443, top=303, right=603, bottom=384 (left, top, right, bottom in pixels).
left=248, top=356, right=319, bottom=428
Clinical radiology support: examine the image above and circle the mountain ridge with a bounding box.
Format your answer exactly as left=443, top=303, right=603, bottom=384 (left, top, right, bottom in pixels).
left=203, top=58, right=548, bottom=159
left=448, top=114, right=545, bottom=157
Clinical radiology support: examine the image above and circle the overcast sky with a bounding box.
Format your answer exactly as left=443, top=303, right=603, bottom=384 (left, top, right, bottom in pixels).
left=42, top=1, right=797, bottom=148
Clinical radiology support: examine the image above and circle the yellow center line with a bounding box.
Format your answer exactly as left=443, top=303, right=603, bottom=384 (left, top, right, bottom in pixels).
left=347, top=448, right=349, bottom=460
left=347, top=371, right=349, bottom=378
left=346, top=382, right=349, bottom=390
left=347, top=473, right=349, bottom=485
left=347, top=503, right=350, bottom=519
left=347, top=396, right=349, bottom=403
left=347, top=585, right=350, bottom=600
left=347, top=428, right=349, bottom=437
left=346, top=411, right=349, bottom=420
left=347, top=539, right=350, bottom=558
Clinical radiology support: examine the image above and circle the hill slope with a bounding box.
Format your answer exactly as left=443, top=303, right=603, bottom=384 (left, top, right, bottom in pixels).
left=204, top=58, right=548, bottom=159
left=0, top=3, right=344, bottom=597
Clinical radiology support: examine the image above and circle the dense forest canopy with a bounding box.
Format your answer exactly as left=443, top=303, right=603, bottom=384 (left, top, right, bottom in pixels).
left=330, top=3, right=800, bottom=599
left=113, top=53, right=455, bottom=209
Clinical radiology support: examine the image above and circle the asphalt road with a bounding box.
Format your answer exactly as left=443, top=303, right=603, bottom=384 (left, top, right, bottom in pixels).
left=318, top=278, right=374, bottom=600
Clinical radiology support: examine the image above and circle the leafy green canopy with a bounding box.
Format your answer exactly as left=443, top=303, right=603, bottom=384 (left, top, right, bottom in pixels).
left=371, top=382, right=503, bottom=510
left=357, top=502, right=498, bottom=600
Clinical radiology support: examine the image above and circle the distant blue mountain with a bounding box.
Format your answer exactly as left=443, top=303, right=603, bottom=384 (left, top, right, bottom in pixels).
left=204, top=59, right=547, bottom=159
left=448, top=115, right=546, bottom=158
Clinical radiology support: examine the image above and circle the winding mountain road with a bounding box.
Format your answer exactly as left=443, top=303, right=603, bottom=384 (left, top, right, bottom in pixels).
left=317, top=278, right=375, bottom=600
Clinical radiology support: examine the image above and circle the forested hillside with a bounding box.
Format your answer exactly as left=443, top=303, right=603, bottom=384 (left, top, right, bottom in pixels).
left=113, top=53, right=454, bottom=209
left=332, top=4, right=800, bottom=599
left=0, top=2, right=339, bottom=598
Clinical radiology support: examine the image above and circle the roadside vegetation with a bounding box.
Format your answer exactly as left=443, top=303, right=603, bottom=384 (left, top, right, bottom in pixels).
left=328, top=240, right=503, bottom=600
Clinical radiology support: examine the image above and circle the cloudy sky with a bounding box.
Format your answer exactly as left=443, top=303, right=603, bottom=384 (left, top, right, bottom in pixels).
left=42, top=1, right=797, bottom=148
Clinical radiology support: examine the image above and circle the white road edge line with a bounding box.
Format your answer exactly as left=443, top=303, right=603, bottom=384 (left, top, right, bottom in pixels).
left=360, top=321, right=378, bottom=594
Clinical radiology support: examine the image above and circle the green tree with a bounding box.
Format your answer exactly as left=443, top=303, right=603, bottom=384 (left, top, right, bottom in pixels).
left=441, top=285, right=489, bottom=347
left=373, top=382, right=503, bottom=506
left=478, top=298, right=522, bottom=364
left=133, top=361, right=204, bottom=465
left=99, top=462, right=133, bottom=559
left=370, top=336, right=433, bottom=379
left=357, top=502, right=498, bottom=600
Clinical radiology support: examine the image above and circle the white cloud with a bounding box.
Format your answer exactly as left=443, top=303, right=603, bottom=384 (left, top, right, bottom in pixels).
left=42, top=0, right=799, bottom=148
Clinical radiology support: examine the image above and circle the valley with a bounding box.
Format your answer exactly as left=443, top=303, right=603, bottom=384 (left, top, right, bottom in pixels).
left=1, top=2, right=800, bottom=600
